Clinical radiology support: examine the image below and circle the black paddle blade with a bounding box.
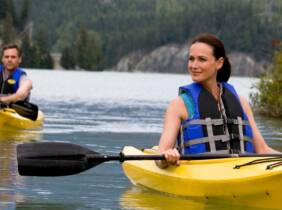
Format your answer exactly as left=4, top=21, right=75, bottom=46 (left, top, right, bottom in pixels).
left=10, top=101, right=39, bottom=121
left=17, top=142, right=101, bottom=176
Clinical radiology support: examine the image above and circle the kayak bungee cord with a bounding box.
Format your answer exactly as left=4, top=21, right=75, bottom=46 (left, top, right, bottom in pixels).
left=234, top=157, right=282, bottom=169
left=266, top=161, right=282, bottom=170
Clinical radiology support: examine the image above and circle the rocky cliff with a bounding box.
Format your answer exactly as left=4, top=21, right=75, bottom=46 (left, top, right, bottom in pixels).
left=115, top=43, right=268, bottom=77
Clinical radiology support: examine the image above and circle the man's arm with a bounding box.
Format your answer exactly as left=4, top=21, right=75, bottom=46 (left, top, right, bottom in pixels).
left=0, top=76, right=32, bottom=104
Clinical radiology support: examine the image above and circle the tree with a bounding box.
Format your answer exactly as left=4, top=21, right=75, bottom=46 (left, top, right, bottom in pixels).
left=5, top=0, right=18, bottom=28
left=33, top=28, right=53, bottom=69
left=76, top=26, right=88, bottom=69
left=86, top=33, right=105, bottom=71
left=61, top=46, right=76, bottom=70
left=21, top=35, right=33, bottom=67
left=18, top=0, right=30, bottom=31
left=2, top=12, right=17, bottom=44
left=0, top=0, right=8, bottom=21
left=76, top=26, right=104, bottom=70
left=251, top=44, right=282, bottom=117
left=21, top=27, right=54, bottom=69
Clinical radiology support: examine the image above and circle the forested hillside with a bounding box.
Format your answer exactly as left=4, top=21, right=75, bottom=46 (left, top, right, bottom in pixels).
left=4, top=0, right=282, bottom=70
left=0, top=0, right=54, bottom=69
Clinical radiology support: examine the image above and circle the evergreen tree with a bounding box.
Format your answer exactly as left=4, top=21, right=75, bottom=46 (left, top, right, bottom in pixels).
left=22, top=27, right=53, bottom=69
left=21, top=35, right=34, bottom=67
left=84, top=32, right=105, bottom=71
left=5, top=0, right=19, bottom=29
left=19, top=0, right=30, bottom=31
left=61, top=46, right=76, bottom=70
left=2, top=12, right=17, bottom=44
left=76, top=26, right=88, bottom=69
left=76, top=27, right=105, bottom=71
left=34, top=29, right=53, bottom=69
left=0, top=0, right=8, bottom=21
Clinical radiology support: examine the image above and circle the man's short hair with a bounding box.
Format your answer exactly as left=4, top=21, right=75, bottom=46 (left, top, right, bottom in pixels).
left=1, top=44, right=22, bottom=58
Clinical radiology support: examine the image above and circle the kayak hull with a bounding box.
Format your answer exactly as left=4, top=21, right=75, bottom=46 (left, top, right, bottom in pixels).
left=122, top=146, right=282, bottom=209
left=0, top=108, right=44, bottom=130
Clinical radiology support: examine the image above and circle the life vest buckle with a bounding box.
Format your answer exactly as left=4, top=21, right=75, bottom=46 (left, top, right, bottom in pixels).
left=230, top=133, right=239, bottom=140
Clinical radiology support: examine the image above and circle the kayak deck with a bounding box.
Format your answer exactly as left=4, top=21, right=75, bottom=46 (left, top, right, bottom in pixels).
left=0, top=108, right=44, bottom=130
left=122, top=146, right=282, bottom=209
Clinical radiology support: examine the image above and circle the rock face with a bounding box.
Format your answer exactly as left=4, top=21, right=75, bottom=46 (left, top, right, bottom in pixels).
left=115, top=43, right=268, bottom=77
left=116, top=43, right=187, bottom=74
left=116, top=50, right=146, bottom=72
left=134, top=44, right=187, bottom=74
left=228, top=52, right=267, bottom=77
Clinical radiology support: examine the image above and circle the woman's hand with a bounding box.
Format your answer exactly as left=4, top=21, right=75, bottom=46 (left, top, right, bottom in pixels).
left=156, top=148, right=181, bottom=168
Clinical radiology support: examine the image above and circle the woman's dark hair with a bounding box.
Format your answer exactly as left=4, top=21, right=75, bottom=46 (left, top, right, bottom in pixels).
left=191, top=34, right=231, bottom=82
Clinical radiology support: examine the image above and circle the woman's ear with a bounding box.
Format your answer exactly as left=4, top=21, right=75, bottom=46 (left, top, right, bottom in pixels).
left=216, top=57, right=224, bottom=70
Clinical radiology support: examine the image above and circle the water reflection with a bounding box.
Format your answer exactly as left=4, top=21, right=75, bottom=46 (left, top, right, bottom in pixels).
left=14, top=202, right=77, bottom=210
left=0, top=130, right=42, bottom=142
left=0, top=130, right=42, bottom=210
left=120, top=187, right=272, bottom=210
left=256, top=115, right=282, bottom=151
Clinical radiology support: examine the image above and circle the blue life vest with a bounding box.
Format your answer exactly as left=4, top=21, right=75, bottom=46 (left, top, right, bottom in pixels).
left=0, top=65, right=29, bottom=100
left=177, top=82, right=254, bottom=154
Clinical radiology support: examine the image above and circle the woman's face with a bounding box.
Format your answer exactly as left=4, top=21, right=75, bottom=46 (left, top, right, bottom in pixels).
left=188, top=42, right=223, bottom=83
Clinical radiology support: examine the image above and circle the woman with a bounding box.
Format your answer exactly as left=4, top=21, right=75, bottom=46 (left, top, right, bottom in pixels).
left=156, top=34, right=278, bottom=168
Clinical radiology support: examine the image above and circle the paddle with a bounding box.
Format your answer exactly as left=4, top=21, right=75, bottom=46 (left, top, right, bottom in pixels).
left=17, top=142, right=282, bottom=177
left=8, top=101, right=38, bottom=121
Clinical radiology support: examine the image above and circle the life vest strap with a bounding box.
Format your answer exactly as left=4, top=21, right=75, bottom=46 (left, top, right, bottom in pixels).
left=238, top=116, right=245, bottom=153
left=227, top=118, right=249, bottom=126
left=182, top=134, right=252, bottom=147
left=195, top=150, right=230, bottom=154
left=182, top=118, right=250, bottom=128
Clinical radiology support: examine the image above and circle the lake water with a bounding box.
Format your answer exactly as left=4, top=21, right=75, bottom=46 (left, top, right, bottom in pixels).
left=0, top=70, right=281, bottom=210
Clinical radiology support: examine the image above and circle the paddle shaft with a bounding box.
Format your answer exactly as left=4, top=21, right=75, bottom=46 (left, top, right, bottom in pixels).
left=87, top=153, right=282, bottom=163
left=86, top=154, right=166, bottom=163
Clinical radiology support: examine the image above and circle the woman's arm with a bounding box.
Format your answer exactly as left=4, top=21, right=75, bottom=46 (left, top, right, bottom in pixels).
left=239, top=96, right=279, bottom=153
left=156, top=96, right=188, bottom=168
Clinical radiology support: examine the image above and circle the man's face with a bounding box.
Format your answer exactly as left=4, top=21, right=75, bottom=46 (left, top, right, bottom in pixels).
left=2, top=48, right=22, bottom=72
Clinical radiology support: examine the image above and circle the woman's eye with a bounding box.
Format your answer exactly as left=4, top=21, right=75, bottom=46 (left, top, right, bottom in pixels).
left=199, top=57, right=206, bottom=62
left=189, top=57, right=194, bottom=61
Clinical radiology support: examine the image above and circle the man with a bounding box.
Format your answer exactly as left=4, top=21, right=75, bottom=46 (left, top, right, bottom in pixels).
left=0, top=44, right=32, bottom=104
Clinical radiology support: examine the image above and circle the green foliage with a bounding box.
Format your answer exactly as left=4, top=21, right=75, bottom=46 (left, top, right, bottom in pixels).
left=0, top=0, right=19, bottom=44
left=20, top=0, right=281, bottom=69
left=2, top=12, right=17, bottom=44
left=18, top=0, right=30, bottom=31
left=7, top=0, right=282, bottom=70
left=0, top=0, right=53, bottom=70
left=32, top=28, right=54, bottom=69
left=60, top=47, right=76, bottom=70
left=251, top=44, right=282, bottom=118
left=76, top=26, right=88, bottom=69
left=0, top=0, right=8, bottom=21
left=5, top=0, right=19, bottom=28
left=21, top=30, right=54, bottom=69
left=21, top=35, right=34, bottom=67
left=61, top=26, right=104, bottom=71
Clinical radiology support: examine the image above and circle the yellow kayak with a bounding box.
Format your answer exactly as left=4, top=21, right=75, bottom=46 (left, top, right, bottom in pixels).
left=122, top=146, right=282, bottom=209
left=0, top=108, right=44, bottom=130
